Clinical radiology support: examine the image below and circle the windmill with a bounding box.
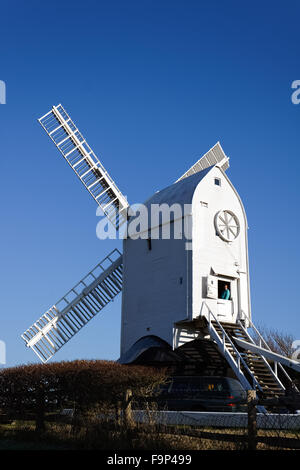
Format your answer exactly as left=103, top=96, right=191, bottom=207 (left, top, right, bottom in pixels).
left=22, top=104, right=300, bottom=400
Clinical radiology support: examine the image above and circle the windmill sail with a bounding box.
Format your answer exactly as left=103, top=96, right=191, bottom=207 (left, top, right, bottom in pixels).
left=21, top=249, right=123, bottom=363
left=39, top=104, right=129, bottom=230
left=176, top=142, right=229, bottom=182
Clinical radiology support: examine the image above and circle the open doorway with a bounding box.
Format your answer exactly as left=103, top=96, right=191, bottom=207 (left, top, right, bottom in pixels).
left=218, top=280, right=231, bottom=300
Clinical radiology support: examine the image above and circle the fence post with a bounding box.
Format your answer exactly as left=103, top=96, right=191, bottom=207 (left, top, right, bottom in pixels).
left=115, top=401, right=122, bottom=426
left=35, top=383, right=46, bottom=434
left=247, top=390, right=257, bottom=450
left=124, top=389, right=133, bottom=427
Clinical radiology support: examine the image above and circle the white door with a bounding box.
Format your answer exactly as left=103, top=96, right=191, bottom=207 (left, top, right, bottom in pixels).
left=206, top=275, right=218, bottom=299
left=217, top=299, right=233, bottom=321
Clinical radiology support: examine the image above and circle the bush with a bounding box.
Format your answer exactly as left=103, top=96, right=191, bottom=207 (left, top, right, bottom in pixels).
left=0, top=360, right=167, bottom=432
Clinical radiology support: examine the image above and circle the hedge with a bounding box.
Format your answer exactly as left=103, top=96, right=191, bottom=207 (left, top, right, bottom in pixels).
left=0, top=360, right=167, bottom=431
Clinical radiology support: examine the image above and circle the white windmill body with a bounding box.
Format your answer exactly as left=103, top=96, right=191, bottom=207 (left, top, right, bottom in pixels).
left=21, top=104, right=300, bottom=401
left=120, top=163, right=251, bottom=360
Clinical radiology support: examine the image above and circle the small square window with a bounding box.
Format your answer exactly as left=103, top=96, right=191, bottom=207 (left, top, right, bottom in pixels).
left=214, top=178, right=221, bottom=186
left=218, top=280, right=231, bottom=300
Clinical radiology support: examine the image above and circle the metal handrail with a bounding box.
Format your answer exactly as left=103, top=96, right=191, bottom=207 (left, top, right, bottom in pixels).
left=237, top=320, right=286, bottom=390
left=239, top=310, right=296, bottom=388
left=203, top=302, right=264, bottom=393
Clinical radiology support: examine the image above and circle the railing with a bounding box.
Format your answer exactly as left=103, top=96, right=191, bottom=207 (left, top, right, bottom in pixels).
left=237, top=320, right=286, bottom=391
left=239, top=311, right=296, bottom=390
left=203, top=302, right=264, bottom=395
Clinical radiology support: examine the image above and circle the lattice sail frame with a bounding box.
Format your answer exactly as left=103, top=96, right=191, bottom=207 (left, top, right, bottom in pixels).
left=39, top=104, right=129, bottom=230
left=176, top=141, right=229, bottom=182
left=21, top=249, right=123, bottom=363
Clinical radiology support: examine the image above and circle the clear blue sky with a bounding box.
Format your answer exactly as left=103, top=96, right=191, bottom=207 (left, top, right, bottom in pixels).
left=1, top=0, right=300, bottom=367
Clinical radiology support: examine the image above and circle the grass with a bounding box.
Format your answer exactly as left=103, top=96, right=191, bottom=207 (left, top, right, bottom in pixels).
left=0, top=420, right=239, bottom=450
left=0, top=416, right=299, bottom=451
left=0, top=421, right=75, bottom=450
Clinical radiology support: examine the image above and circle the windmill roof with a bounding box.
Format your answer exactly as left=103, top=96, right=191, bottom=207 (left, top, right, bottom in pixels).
left=144, top=165, right=214, bottom=208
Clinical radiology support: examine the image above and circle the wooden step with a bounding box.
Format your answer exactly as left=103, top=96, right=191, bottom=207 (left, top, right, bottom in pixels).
left=211, top=320, right=286, bottom=397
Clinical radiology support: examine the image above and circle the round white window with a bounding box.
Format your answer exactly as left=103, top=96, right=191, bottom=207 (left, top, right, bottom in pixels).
left=215, top=210, right=240, bottom=242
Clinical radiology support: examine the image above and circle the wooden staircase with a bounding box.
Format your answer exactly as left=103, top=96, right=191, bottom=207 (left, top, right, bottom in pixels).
left=211, top=320, right=285, bottom=398
left=178, top=338, right=231, bottom=376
